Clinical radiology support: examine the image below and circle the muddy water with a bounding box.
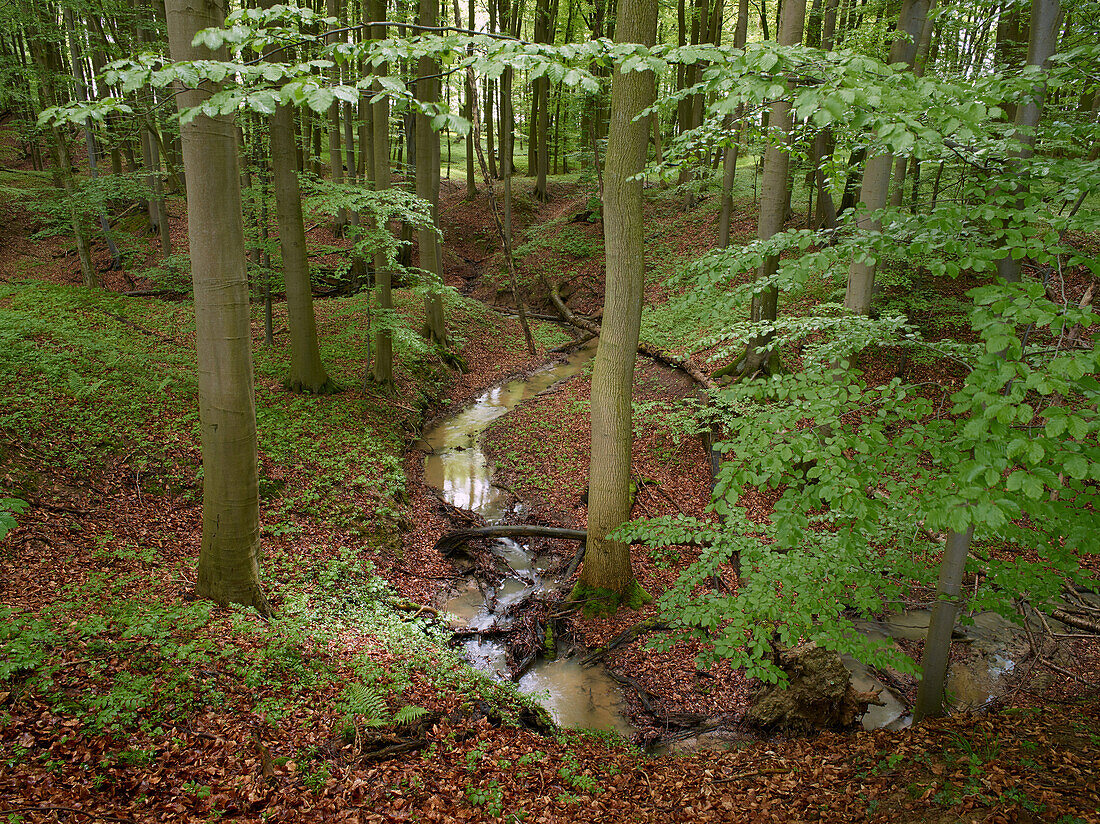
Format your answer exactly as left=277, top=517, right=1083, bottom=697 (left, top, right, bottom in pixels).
left=422, top=340, right=1032, bottom=735
left=849, top=609, right=1030, bottom=730
left=422, top=341, right=636, bottom=734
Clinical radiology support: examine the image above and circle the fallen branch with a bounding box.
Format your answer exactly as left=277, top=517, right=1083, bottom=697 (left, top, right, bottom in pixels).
left=562, top=539, right=586, bottom=579
left=712, top=767, right=795, bottom=784
left=1038, top=658, right=1098, bottom=689
left=0, top=806, right=130, bottom=823
left=1051, top=609, right=1100, bottom=635
left=119, top=288, right=188, bottom=298
left=607, top=671, right=659, bottom=716
left=435, top=525, right=587, bottom=556
left=580, top=617, right=670, bottom=667
left=27, top=499, right=93, bottom=517
left=543, top=279, right=717, bottom=390
left=88, top=307, right=181, bottom=346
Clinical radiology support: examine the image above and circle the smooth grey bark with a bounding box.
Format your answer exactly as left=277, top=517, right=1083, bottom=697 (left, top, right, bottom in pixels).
left=261, top=0, right=334, bottom=393
left=574, top=0, right=659, bottom=610
left=844, top=0, right=932, bottom=315
left=533, top=0, right=552, bottom=201
left=889, top=3, right=936, bottom=208
left=370, top=0, right=396, bottom=386
left=417, top=0, right=447, bottom=344
left=65, top=9, right=121, bottom=270
left=272, top=105, right=335, bottom=393
left=914, top=0, right=1062, bottom=723
left=913, top=526, right=973, bottom=721
left=165, top=0, right=269, bottom=615
left=26, top=32, right=97, bottom=289
left=465, top=0, right=477, bottom=199
left=994, top=0, right=1061, bottom=285
left=717, top=0, right=749, bottom=248
left=326, top=0, right=348, bottom=234
left=737, top=0, right=805, bottom=377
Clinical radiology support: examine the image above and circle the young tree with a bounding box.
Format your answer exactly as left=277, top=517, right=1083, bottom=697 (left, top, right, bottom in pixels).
left=263, top=0, right=336, bottom=395
left=844, top=0, right=933, bottom=316
left=572, top=0, right=658, bottom=614
left=165, top=0, right=270, bottom=614
left=369, top=0, right=397, bottom=386
left=913, top=0, right=1063, bottom=722
left=417, top=0, right=447, bottom=345
left=738, top=0, right=806, bottom=377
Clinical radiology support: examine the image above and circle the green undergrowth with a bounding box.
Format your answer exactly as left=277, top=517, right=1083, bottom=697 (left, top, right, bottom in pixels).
left=0, top=278, right=547, bottom=758
left=0, top=548, right=541, bottom=747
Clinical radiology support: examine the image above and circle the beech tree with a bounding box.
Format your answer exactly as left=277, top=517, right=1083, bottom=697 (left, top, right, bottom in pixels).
left=263, top=0, right=336, bottom=395
left=165, top=0, right=269, bottom=615
left=844, top=0, right=933, bottom=316
left=571, top=0, right=658, bottom=614
left=736, top=0, right=805, bottom=377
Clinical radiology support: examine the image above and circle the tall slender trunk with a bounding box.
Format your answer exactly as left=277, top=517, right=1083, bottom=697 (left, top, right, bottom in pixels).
left=532, top=0, right=553, bottom=201
left=994, top=0, right=1061, bottom=284
left=915, top=0, right=1061, bottom=722
left=263, top=0, right=335, bottom=394
left=573, top=0, right=659, bottom=613
left=717, top=0, right=750, bottom=248
left=326, top=0, right=348, bottom=233
left=65, top=9, right=121, bottom=270
left=417, top=0, right=447, bottom=344
left=913, top=527, right=973, bottom=721
left=370, top=0, right=396, bottom=386
left=165, top=0, right=269, bottom=615
left=889, top=3, right=936, bottom=208
left=464, top=0, right=477, bottom=199
left=737, top=0, right=805, bottom=377
left=844, top=0, right=932, bottom=316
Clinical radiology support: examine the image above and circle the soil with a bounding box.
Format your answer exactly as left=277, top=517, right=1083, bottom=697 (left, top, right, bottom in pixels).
left=1, top=116, right=1098, bottom=823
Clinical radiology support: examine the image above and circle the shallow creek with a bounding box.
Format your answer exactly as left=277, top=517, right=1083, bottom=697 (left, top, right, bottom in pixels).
left=422, top=341, right=636, bottom=734
left=421, top=342, right=1031, bottom=736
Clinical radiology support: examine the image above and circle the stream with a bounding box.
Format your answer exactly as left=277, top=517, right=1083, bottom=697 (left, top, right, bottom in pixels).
left=420, top=342, right=1036, bottom=736
left=422, top=340, right=636, bottom=734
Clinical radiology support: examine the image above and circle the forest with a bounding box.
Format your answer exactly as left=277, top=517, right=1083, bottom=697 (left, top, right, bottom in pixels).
left=0, top=0, right=1099, bottom=819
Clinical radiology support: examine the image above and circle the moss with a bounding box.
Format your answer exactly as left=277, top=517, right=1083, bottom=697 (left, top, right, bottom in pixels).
left=568, top=579, right=653, bottom=617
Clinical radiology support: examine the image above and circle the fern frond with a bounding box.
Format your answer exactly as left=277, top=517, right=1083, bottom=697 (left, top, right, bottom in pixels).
left=393, top=705, right=428, bottom=726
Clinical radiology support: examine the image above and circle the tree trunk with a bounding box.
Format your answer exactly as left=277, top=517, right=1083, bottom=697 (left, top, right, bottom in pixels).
left=417, top=0, right=447, bottom=344
left=994, top=0, right=1061, bottom=285
left=369, top=0, right=396, bottom=386
left=913, top=527, right=973, bottom=721
left=739, top=0, right=805, bottom=377
left=326, top=0, right=348, bottom=234
left=272, top=106, right=336, bottom=393
left=572, top=0, right=659, bottom=614
left=843, top=0, right=932, bottom=316
left=717, top=0, right=749, bottom=248
left=533, top=0, right=553, bottom=201
left=464, top=0, right=477, bottom=199
left=165, top=0, right=269, bottom=615
left=65, top=9, right=122, bottom=270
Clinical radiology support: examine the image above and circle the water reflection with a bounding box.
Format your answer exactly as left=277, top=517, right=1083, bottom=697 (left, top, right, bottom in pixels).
left=423, top=340, right=635, bottom=733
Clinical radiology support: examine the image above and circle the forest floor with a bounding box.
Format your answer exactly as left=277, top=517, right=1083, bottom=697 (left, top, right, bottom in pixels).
left=1, top=116, right=1099, bottom=822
